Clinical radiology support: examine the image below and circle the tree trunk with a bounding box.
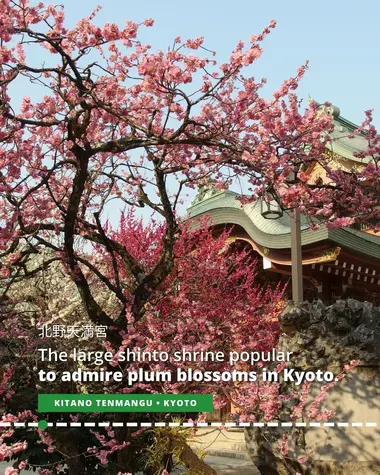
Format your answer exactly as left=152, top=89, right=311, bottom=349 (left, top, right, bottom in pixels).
left=170, top=433, right=217, bottom=475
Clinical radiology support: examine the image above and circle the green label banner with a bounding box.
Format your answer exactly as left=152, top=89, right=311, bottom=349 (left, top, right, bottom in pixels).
left=38, top=394, right=213, bottom=412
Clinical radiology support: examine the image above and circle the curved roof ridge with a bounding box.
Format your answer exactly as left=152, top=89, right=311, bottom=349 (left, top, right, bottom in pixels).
left=188, top=191, right=380, bottom=259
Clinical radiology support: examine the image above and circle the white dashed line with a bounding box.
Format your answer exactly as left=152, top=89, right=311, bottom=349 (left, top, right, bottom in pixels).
left=1, top=421, right=376, bottom=429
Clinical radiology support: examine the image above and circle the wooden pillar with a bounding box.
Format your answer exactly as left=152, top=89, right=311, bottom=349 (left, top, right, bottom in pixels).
left=291, top=209, right=303, bottom=304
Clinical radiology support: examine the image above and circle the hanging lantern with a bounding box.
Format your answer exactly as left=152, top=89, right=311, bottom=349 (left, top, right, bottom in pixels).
left=261, top=199, right=283, bottom=220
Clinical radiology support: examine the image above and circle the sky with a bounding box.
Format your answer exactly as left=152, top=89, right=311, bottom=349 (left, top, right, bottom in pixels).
left=53, top=0, right=380, bottom=126
left=9, top=0, right=380, bottom=224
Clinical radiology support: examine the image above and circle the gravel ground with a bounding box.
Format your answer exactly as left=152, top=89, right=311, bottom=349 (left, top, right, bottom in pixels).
left=175, top=455, right=260, bottom=474
left=1, top=455, right=260, bottom=474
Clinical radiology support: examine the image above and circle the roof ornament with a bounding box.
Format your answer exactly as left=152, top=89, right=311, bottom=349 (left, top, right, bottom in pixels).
left=190, top=179, right=223, bottom=206
left=309, top=98, right=341, bottom=119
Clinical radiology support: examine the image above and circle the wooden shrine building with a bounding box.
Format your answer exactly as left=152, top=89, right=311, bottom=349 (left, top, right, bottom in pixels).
left=187, top=105, right=380, bottom=304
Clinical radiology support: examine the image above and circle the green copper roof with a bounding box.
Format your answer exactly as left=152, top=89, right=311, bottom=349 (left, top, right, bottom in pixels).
left=316, top=101, right=370, bottom=165
left=188, top=190, right=380, bottom=259
left=327, top=118, right=370, bottom=165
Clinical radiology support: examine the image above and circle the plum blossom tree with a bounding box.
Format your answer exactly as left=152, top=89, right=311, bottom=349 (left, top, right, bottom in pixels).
left=0, top=215, right=288, bottom=474
left=0, top=0, right=371, bottom=473
left=0, top=213, right=358, bottom=475
left=0, top=0, right=376, bottom=343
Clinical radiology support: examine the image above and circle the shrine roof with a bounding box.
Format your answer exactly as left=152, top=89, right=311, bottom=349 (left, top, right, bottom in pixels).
left=327, top=116, right=370, bottom=165
left=315, top=101, right=370, bottom=165
left=187, top=190, right=380, bottom=260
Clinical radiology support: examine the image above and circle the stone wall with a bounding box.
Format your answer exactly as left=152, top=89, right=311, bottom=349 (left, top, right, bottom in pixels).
left=246, top=299, right=380, bottom=475
left=279, top=299, right=380, bottom=366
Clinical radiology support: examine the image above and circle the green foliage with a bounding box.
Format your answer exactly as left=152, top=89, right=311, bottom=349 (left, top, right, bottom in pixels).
left=143, top=419, right=209, bottom=475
